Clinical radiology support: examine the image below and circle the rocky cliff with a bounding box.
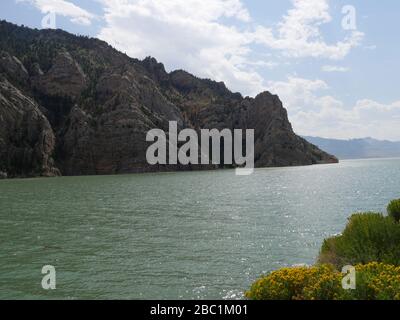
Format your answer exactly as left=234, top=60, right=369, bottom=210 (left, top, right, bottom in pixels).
left=0, top=21, right=337, bottom=178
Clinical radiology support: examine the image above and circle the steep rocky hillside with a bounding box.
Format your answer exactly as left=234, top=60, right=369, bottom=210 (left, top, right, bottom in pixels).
left=0, top=21, right=337, bottom=178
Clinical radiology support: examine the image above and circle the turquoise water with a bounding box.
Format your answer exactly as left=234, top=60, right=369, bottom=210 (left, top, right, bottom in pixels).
left=0, top=158, right=399, bottom=299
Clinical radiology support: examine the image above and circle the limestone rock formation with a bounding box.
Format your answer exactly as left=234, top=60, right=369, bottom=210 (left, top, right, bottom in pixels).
left=0, top=20, right=337, bottom=178
left=0, top=77, right=59, bottom=177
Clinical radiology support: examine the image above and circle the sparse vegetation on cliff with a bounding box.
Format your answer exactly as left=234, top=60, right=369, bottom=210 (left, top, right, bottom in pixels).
left=0, top=20, right=337, bottom=178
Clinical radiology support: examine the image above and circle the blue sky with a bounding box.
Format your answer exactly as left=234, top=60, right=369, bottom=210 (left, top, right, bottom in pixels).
left=1, top=0, right=400, bottom=140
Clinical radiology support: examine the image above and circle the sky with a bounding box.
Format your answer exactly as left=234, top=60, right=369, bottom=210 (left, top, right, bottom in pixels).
left=1, top=0, right=400, bottom=141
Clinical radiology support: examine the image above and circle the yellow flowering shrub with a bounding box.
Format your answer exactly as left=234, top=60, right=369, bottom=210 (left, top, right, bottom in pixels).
left=347, top=262, right=400, bottom=300
left=246, top=262, right=400, bottom=300
left=245, top=264, right=343, bottom=300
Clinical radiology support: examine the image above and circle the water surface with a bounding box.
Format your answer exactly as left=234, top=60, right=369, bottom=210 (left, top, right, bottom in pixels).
left=0, top=158, right=399, bottom=299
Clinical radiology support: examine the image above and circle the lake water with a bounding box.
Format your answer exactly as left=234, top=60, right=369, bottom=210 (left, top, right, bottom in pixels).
left=0, top=158, right=399, bottom=300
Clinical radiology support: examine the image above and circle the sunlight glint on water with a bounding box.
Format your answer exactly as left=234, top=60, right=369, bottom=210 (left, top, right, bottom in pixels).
left=0, top=158, right=399, bottom=299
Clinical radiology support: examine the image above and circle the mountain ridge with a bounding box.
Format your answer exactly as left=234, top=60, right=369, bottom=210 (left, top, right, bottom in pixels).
left=303, top=136, right=400, bottom=160
left=0, top=20, right=337, bottom=178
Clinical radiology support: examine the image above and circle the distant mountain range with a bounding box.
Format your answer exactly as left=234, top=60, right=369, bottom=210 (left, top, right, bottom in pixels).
left=303, top=136, right=400, bottom=160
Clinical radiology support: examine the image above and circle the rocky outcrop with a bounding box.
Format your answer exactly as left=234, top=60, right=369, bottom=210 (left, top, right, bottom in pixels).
left=0, top=76, right=60, bottom=177
left=34, top=51, right=87, bottom=98
left=0, top=21, right=337, bottom=177
left=0, top=51, right=29, bottom=84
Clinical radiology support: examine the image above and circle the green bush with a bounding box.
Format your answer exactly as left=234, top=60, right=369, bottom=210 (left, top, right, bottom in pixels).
left=246, top=262, right=400, bottom=300
left=388, top=199, right=400, bottom=222
left=318, top=212, right=400, bottom=268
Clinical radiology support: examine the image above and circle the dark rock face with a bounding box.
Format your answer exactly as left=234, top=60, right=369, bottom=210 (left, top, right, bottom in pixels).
left=0, top=21, right=337, bottom=177
left=0, top=76, right=60, bottom=177
left=34, top=51, right=88, bottom=98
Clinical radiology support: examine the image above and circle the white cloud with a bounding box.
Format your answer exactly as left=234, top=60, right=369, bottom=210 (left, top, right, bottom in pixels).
left=18, top=0, right=364, bottom=96
left=97, top=0, right=268, bottom=96
left=17, top=0, right=95, bottom=25
left=269, top=77, right=400, bottom=140
left=17, top=0, right=364, bottom=96
left=267, top=76, right=328, bottom=113
left=322, top=65, right=349, bottom=72
left=96, top=0, right=363, bottom=96
left=253, top=0, right=364, bottom=60
left=20, top=0, right=395, bottom=140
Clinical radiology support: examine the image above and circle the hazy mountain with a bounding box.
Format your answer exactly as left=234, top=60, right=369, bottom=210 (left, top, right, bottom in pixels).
left=303, top=136, right=400, bottom=160
left=0, top=20, right=337, bottom=178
